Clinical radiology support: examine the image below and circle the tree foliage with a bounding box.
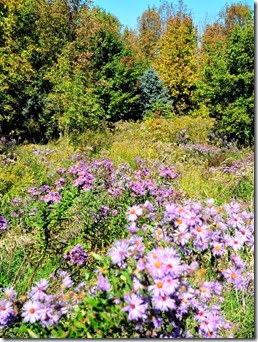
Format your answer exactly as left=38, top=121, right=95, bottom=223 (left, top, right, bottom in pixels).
left=199, top=5, right=254, bottom=146
left=153, top=12, right=199, bottom=115
left=0, top=0, right=254, bottom=146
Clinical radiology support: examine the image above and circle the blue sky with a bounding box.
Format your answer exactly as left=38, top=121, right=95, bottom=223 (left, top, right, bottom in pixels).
left=93, top=0, right=253, bottom=31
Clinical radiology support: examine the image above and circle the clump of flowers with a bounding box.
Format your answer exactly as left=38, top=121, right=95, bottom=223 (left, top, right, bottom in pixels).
left=0, top=272, right=85, bottom=330
left=100, top=199, right=253, bottom=338
left=0, top=216, right=8, bottom=230
left=63, top=244, right=88, bottom=266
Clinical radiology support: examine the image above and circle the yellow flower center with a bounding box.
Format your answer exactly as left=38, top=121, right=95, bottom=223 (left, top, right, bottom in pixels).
left=155, top=261, right=162, bottom=268
left=176, top=218, right=183, bottom=225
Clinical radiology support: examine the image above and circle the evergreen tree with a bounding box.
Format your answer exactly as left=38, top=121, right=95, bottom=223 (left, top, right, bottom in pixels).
left=139, top=67, right=172, bottom=115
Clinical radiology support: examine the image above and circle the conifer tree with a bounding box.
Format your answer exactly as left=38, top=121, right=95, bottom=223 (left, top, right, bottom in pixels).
left=139, top=67, right=172, bottom=116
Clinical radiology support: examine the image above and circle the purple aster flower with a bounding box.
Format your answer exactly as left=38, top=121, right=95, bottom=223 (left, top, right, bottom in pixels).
left=101, top=206, right=110, bottom=217
left=41, top=191, right=62, bottom=204
left=108, top=240, right=129, bottom=267
left=199, top=312, right=218, bottom=336
left=0, top=300, right=14, bottom=326
left=195, top=306, right=209, bottom=323
left=56, top=167, right=66, bottom=174
left=159, top=166, right=179, bottom=179
left=238, top=227, right=252, bottom=241
left=229, top=214, right=243, bottom=228
left=39, top=185, right=50, bottom=192
left=223, top=268, right=242, bottom=288
left=210, top=281, right=223, bottom=295
left=39, top=305, right=60, bottom=327
left=231, top=255, right=246, bottom=270
left=97, top=274, right=111, bottom=292
left=29, top=279, right=49, bottom=301
left=198, top=282, right=212, bottom=301
left=0, top=216, right=8, bottom=230
left=128, top=236, right=145, bottom=255
left=149, top=278, right=172, bottom=297
left=192, top=202, right=203, bottom=213
left=132, top=277, right=144, bottom=291
left=212, top=242, right=225, bottom=257
left=4, top=287, right=17, bottom=301
left=127, top=221, right=138, bottom=233
left=63, top=244, right=88, bottom=266
left=55, top=178, right=67, bottom=190
left=11, top=211, right=19, bottom=218
left=173, top=226, right=191, bottom=246
left=123, top=294, right=147, bottom=321
left=22, top=301, right=41, bottom=323
left=62, top=276, right=74, bottom=289
left=27, top=187, right=39, bottom=196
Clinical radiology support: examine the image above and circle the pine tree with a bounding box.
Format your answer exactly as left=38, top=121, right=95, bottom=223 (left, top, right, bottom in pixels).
left=139, top=67, right=172, bottom=116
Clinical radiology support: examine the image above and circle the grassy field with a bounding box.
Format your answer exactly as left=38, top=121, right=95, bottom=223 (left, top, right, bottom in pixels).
left=0, top=117, right=254, bottom=338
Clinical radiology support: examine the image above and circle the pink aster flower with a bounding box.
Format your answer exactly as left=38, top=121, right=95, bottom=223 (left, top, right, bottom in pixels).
left=123, top=294, right=147, bottom=321
left=229, top=214, right=243, bottom=228
left=164, top=256, right=183, bottom=278
left=237, top=227, right=252, bottom=241
left=229, top=235, right=245, bottom=251
left=126, top=205, right=143, bottom=222
left=164, top=277, right=180, bottom=293
left=22, top=301, right=41, bottom=323
left=173, top=226, right=191, bottom=246
left=153, top=295, right=176, bottom=311
left=195, top=306, right=209, bottom=323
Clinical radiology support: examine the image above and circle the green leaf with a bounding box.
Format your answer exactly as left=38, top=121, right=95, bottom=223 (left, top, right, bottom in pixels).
left=27, top=329, right=40, bottom=338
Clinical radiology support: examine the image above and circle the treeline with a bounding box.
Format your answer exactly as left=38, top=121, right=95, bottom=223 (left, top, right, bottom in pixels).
left=0, top=0, right=254, bottom=145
